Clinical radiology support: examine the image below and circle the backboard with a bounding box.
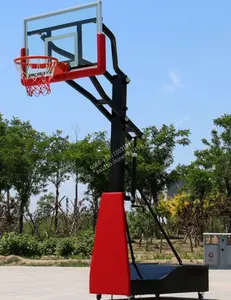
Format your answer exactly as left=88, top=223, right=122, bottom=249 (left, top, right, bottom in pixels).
left=22, top=0, right=106, bottom=82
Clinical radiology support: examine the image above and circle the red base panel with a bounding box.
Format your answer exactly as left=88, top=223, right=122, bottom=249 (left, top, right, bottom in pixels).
left=89, top=192, right=131, bottom=296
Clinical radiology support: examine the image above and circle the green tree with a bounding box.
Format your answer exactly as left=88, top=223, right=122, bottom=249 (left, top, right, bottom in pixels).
left=45, top=130, right=71, bottom=232
left=2, top=117, right=49, bottom=233
left=127, top=208, right=155, bottom=248
left=195, top=114, right=231, bottom=196
left=35, top=192, right=55, bottom=220
left=0, top=115, right=12, bottom=226
left=128, top=124, right=190, bottom=204
left=181, top=165, right=213, bottom=241
left=193, top=114, right=231, bottom=231
left=67, top=131, right=110, bottom=230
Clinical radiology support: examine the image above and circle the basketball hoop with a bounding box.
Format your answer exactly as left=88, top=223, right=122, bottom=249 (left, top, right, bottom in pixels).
left=14, top=56, right=58, bottom=97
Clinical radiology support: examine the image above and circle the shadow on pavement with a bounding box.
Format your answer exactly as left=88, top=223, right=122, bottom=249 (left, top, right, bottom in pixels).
left=111, top=298, right=219, bottom=300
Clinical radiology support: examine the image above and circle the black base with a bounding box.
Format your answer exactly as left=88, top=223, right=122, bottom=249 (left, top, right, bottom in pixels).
left=130, top=263, right=209, bottom=296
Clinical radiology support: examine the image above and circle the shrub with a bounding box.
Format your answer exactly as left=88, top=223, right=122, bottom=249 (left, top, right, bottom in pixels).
left=56, top=238, right=75, bottom=257
left=40, top=238, right=58, bottom=256
left=74, top=229, right=94, bottom=258
left=0, top=233, right=40, bottom=257
left=0, top=231, right=95, bottom=259
left=0, top=232, right=19, bottom=256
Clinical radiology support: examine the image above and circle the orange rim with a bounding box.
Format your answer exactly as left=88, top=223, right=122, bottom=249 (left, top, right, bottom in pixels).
left=14, top=55, right=58, bottom=69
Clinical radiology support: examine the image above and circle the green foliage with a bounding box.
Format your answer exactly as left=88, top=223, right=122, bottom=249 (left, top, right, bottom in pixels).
left=0, top=230, right=94, bottom=259
left=194, top=114, right=231, bottom=196
left=55, top=231, right=95, bottom=258
left=40, top=237, right=57, bottom=256
left=74, top=229, right=94, bottom=258
left=127, top=209, right=154, bottom=240
left=1, top=117, right=50, bottom=232
left=4, top=110, right=231, bottom=259
left=35, top=193, right=55, bottom=220
left=56, top=238, right=76, bottom=257
left=128, top=124, right=191, bottom=202
left=0, top=233, right=40, bottom=257
left=45, top=130, right=71, bottom=189
left=67, top=131, right=110, bottom=197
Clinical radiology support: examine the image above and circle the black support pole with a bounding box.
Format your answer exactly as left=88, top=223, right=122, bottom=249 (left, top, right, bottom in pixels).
left=64, top=23, right=183, bottom=265
left=131, top=137, right=137, bottom=203
left=109, top=74, right=128, bottom=192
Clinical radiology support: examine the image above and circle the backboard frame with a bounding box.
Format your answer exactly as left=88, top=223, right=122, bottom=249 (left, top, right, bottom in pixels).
left=21, top=0, right=106, bottom=83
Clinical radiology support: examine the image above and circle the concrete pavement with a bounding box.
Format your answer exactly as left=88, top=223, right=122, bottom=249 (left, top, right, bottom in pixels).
left=0, top=267, right=230, bottom=299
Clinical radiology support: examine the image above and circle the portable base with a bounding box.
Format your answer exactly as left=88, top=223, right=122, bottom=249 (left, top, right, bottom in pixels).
left=95, top=263, right=208, bottom=299
left=90, top=193, right=209, bottom=300
left=130, top=263, right=208, bottom=296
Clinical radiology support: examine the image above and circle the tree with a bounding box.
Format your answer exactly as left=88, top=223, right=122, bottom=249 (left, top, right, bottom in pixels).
left=127, top=208, right=156, bottom=248
left=45, top=130, right=71, bottom=232
left=35, top=192, right=56, bottom=220
left=127, top=124, right=190, bottom=204
left=67, top=131, right=110, bottom=230
left=194, top=114, right=231, bottom=230
left=2, top=117, right=49, bottom=233
left=180, top=164, right=214, bottom=241
left=157, top=192, right=212, bottom=252
left=71, top=124, right=80, bottom=218
left=0, top=194, right=18, bottom=233
left=0, top=114, right=12, bottom=225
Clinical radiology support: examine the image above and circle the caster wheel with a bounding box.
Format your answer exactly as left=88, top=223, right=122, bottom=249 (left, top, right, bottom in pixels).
left=198, top=292, right=204, bottom=300
left=96, top=294, right=102, bottom=300
left=155, top=294, right=160, bottom=299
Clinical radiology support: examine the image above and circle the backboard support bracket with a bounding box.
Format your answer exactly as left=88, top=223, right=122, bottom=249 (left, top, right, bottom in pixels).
left=21, top=1, right=106, bottom=83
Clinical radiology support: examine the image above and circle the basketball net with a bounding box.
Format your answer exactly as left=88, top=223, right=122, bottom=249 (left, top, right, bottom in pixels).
left=14, top=56, right=58, bottom=97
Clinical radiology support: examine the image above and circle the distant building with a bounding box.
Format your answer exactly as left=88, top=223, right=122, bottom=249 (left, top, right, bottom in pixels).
left=163, top=179, right=185, bottom=199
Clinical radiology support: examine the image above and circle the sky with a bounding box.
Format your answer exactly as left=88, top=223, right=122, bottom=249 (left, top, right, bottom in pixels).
left=2, top=0, right=231, bottom=210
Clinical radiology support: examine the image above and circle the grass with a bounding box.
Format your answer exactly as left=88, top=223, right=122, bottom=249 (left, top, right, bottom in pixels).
left=0, top=256, right=21, bottom=266
left=131, top=238, right=204, bottom=262
left=56, top=261, right=89, bottom=267
left=0, top=256, right=90, bottom=267
left=18, top=261, right=89, bottom=267
left=0, top=238, right=204, bottom=266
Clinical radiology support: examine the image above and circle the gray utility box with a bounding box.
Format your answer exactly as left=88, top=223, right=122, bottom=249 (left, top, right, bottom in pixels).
left=203, top=233, right=231, bottom=268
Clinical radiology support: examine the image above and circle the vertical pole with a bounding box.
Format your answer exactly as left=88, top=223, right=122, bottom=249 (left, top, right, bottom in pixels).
left=77, top=24, right=83, bottom=65
left=109, top=75, right=128, bottom=192
left=131, top=137, right=137, bottom=202
left=46, top=31, right=52, bottom=57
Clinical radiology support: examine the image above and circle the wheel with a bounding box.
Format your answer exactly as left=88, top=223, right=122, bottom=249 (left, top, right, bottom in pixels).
left=155, top=294, right=160, bottom=299
left=198, top=292, right=204, bottom=300
left=128, top=297, right=135, bottom=300
left=96, top=294, right=102, bottom=300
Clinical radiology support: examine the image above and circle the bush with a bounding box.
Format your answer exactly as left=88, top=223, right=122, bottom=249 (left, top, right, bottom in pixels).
left=0, top=230, right=95, bottom=259
left=40, top=238, right=58, bottom=256
left=74, top=229, right=94, bottom=258
left=56, top=238, right=75, bottom=257
left=0, top=233, right=40, bottom=257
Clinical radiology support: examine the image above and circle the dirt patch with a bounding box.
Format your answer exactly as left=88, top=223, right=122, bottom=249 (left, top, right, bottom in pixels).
left=0, top=256, right=203, bottom=267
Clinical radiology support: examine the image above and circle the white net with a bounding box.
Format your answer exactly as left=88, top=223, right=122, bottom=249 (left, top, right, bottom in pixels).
left=14, top=56, right=58, bottom=97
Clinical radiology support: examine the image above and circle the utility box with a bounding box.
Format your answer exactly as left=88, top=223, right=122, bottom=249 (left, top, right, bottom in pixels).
left=203, top=233, right=231, bottom=268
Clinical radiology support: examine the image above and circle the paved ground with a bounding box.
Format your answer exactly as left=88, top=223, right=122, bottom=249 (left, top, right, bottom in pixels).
left=0, top=267, right=230, bottom=300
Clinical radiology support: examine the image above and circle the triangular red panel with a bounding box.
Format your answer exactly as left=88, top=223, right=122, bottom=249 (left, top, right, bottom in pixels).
left=89, top=192, right=131, bottom=296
